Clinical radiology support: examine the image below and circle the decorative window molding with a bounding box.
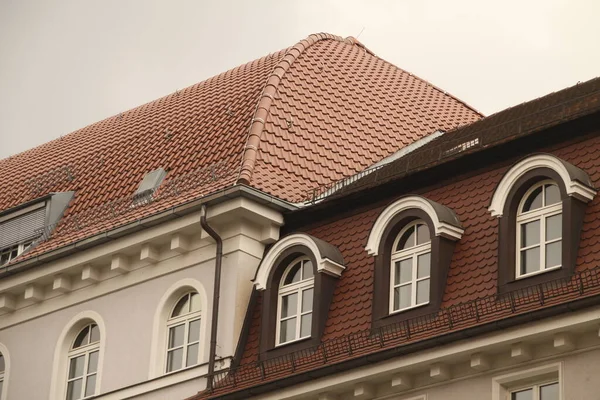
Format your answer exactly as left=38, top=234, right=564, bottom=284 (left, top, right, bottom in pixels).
left=0, top=343, right=9, bottom=400
left=256, top=233, right=344, bottom=359
left=50, top=311, right=106, bottom=400
left=254, top=233, right=345, bottom=291
left=489, top=154, right=596, bottom=218
left=492, top=363, right=562, bottom=400
left=148, top=279, right=209, bottom=379
left=366, top=195, right=464, bottom=256
left=490, top=154, right=596, bottom=293
left=370, top=196, right=462, bottom=329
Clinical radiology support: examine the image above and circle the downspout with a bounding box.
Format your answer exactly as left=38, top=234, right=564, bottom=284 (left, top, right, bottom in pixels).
left=201, top=205, right=223, bottom=392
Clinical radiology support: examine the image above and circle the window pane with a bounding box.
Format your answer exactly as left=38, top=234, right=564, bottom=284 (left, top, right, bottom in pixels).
left=416, top=224, right=430, bottom=245
left=302, top=260, right=314, bottom=279
left=84, top=374, right=96, bottom=397
left=417, top=253, right=431, bottom=278
left=397, top=258, right=412, bottom=285
left=546, top=241, right=562, bottom=268
left=0, top=354, right=4, bottom=372
left=68, top=355, right=85, bottom=379
left=189, top=292, right=201, bottom=312
left=188, top=319, right=201, bottom=343
left=168, top=324, right=185, bottom=348
left=521, top=220, right=540, bottom=247
left=166, top=348, right=183, bottom=372
left=279, top=317, right=296, bottom=343
left=396, top=226, right=416, bottom=251
left=540, top=382, right=559, bottom=400
left=521, top=247, right=540, bottom=275
left=87, top=351, right=99, bottom=374
left=546, top=214, right=562, bottom=241
left=171, top=295, right=190, bottom=318
left=281, top=293, right=298, bottom=318
left=73, top=326, right=90, bottom=349
left=300, top=313, right=312, bottom=338
left=417, top=279, right=430, bottom=305
left=89, top=324, right=100, bottom=344
left=186, top=343, right=199, bottom=367
left=66, top=378, right=83, bottom=400
left=0, top=381, right=3, bottom=398
left=523, top=186, right=543, bottom=212
left=302, top=288, right=313, bottom=312
left=283, top=263, right=302, bottom=285
left=399, top=284, right=412, bottom=310
left=511, top=388, right=533, bottom=400
left=545, top=184, right=561, bottom=206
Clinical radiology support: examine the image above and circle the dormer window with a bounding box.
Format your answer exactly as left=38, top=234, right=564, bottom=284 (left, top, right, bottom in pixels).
left=390, top=221, right=431, bottom=313
left=516, top=181, right=562, bottom=278
left=0, top=191, right=74, bottom=267
left=488, top=154, right=596, bottom=292
left=253, top=233, right=344, bottom=359
left=276, top=257, right=314, bottom=345
left=366, top=195, right=463, bottom=328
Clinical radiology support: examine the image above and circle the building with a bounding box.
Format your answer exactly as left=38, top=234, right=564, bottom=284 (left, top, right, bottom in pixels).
left=189, top=78, right=600, bottom=400
left=0, top=33, right=480, bottom=400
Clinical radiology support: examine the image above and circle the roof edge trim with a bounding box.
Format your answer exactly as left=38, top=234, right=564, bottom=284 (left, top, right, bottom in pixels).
left=236, top=33, right=369, bottom=185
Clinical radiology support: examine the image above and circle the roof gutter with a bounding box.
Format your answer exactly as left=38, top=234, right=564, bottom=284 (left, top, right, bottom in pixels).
left=1, top=184, right=296, bottom=278
left=200, top=205, right=223, bottom=393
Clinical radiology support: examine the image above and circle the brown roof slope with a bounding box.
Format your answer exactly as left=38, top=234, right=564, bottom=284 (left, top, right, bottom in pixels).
left=0, top=33, right=481, bottom=263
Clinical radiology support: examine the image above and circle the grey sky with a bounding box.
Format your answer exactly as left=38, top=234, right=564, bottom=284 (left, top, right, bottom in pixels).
left=1, top=0, right=599, bottom=159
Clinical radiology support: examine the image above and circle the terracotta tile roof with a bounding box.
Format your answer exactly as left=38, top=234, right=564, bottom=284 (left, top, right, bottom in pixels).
left=193, top=82, right=600, bottom=399
left=0, top=33, right=480, bottom=265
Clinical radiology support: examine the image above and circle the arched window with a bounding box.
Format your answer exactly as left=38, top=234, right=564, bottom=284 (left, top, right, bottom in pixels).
left=66, top=323, right=100, bottom=400
left=390, top=221, right=431, bottom=312
left=165, top=292, right=201, bottom=373
left=0, top=352, right=5, bottom=399
left=276, top=257, right=314, bottom=345
left=516, top=181, right=562, bottom=278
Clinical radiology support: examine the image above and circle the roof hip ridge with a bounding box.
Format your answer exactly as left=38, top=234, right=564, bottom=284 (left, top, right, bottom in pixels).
left=236, top=33, right=369, bottom=185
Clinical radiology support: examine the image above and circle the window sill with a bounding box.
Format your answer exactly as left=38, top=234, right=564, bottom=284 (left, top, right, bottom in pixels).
left=516, top=265, right=561, bottom=280
left=389, top=301, right=430, bottom=315
left=275, top=335, right=312, bottom=348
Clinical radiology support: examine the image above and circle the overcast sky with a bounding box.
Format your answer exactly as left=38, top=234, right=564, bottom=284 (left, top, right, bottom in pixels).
left=1, top=0, right=599, bottom=159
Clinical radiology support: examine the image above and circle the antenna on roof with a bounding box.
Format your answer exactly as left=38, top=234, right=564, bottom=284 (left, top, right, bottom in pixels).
left=356, top=26, right=365, bottom=40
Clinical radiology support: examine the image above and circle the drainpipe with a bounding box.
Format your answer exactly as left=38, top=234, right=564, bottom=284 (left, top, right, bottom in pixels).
left=201, top=205, right=223, bottom=392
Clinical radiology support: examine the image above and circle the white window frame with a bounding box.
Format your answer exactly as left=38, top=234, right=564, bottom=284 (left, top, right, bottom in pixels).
left=164, top=292, right=202, bottom=374
left=66, top=323, right=100, bottom=400
left=492, top=362, right=562, bottom=400
left=390, top=220, right=431, bottom=314
left=509, top=380, right=559, bottom=400
left=516, top=180, right=562, bottom=279
left=0, top=353, right=4, bottom=400
left=0, top=241, right=33, bottom=266
left=0, top=344, right=9, bottom=400
left=275, top=256, right=314, bottom=346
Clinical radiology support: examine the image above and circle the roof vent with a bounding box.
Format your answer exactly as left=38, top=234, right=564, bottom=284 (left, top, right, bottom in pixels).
left=132, top=168, right=167, bottom=206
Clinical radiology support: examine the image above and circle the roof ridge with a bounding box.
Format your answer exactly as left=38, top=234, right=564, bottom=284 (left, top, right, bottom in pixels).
left=236, top=33, right=365, bottom=185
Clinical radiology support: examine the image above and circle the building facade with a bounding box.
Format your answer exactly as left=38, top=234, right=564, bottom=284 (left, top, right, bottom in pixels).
left=192, top=78, right=600, bottom=400
left=0, top=34, right=480, bottom=400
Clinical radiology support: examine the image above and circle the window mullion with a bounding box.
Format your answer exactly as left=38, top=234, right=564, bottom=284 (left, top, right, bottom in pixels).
left=541, top=214, right=546, bottom=270
left=182, top=321, right=190, bottom=367
left=296, top=288, right=302, bottom=340
left=411, top=253, right=418, bottom=306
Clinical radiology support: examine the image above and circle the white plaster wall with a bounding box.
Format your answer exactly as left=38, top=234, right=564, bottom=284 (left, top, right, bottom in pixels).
left=0, top=245, right=262, bottom=400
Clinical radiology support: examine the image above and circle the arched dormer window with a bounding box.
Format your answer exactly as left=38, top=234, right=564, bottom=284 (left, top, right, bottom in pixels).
left=391, top=221, right=431, bottom=313
left=489, top=154, right=596, bottom=292
left=516, top=181, right=562, bottom=278
left=277, top=257, right=314, bottom=345
left=66, top=324, right=100, bottom=400
left=254, top=233, right=344, bottom=359
left=166, top=292, right=202, bottom=373
left=367, top=195, right=463, bottom=328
